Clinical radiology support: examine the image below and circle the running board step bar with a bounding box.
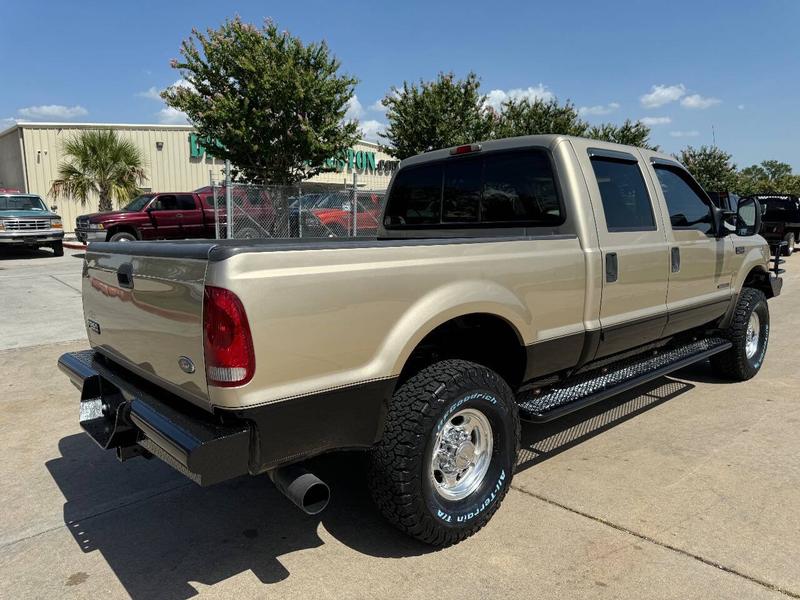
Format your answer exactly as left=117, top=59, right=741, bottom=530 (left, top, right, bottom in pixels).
left=516, top=337, right=732, bottom=422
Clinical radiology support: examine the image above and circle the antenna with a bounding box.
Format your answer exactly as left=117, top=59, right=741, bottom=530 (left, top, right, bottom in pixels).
left=712, top=124, right=716, bottom=147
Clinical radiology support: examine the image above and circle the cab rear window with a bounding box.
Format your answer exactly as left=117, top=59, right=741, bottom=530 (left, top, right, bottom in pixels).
left=384, top=149, right=563, bottom=228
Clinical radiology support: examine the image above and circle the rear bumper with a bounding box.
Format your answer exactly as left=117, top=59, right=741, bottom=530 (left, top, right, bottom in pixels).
left=58, top=350, right=250, bottom=486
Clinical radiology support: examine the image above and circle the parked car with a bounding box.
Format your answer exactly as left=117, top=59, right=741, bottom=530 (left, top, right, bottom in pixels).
left=75, top=192, right=221, bottom=242
left=0, top=193, right=64, bottom=255
left=303, top=191, right=383, bottom=236
left=193, top=185, right=278, bottom=238
left=287, top=193, right=324, bottom=236
left=60, top=135, right=780, bottom=547
left=747, top=194, right=800, bottom=256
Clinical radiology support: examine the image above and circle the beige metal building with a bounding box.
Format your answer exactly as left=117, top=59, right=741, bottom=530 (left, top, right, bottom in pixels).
left=0, top=122, right=397, bottom=233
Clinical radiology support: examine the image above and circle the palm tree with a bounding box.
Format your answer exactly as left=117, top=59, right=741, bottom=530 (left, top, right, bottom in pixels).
left=50, top=129, right=147, bottom=212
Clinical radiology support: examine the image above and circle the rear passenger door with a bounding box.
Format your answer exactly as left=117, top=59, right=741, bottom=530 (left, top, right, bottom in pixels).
left=648, top=159, right=733, bottom=335
left=173, top=193, right=206, bottom=239
left=574, top=144, right=670, bottom=358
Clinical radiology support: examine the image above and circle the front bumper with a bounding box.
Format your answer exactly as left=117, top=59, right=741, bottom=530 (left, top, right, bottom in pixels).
left=0, top=230, right=64, bottom=244
left=58, top=350, right=250, bottom=486
left=74, top=228, right=106, bottom=243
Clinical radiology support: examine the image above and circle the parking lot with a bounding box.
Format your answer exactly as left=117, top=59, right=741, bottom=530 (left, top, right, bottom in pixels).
left=0, top=246, right=798, bottom=599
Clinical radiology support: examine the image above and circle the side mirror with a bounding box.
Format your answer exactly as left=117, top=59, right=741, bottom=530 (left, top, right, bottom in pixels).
left=712, top=206, right=734, bottom=237
left=735, top=197, right=761, bottom=237
left=50, top=205, right=58, bottom=212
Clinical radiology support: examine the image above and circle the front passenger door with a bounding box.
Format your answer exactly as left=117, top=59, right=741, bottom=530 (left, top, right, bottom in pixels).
left=650, top=161, right=734, bottom=336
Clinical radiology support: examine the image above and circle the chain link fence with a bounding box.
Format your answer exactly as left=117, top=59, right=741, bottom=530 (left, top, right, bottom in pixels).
left=202, top=174, right=387, bottom=240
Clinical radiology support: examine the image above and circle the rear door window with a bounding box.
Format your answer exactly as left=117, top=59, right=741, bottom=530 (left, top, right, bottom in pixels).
left=176, top=194, right=197, bottom=210
left=590, top=158, right=656, bottom=231
left=384, top=149, right=563, bottom=228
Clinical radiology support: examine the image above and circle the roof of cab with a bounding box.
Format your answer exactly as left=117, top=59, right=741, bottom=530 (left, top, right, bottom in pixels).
left=398, top=134, right=682, bottom=170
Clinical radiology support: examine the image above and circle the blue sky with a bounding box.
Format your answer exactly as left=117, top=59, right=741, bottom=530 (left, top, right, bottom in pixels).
left=2, top=1, right=798, bottom=169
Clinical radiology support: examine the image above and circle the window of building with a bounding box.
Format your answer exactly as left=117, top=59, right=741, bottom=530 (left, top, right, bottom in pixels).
left=654, top=166, right=713, bottom=234
left=590, top=157, right=655, bottom=231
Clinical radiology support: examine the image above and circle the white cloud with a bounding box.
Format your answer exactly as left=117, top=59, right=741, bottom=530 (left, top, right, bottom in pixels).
left=669, top=130, right=700, bottom=138
left=680, top=94, right=721, bottom=109
left=138, top=86, right=162, bottom=101
left=358, top=119, right=385, bottom=142
left=640, top=116, right=671, bottom=126
left=139, top=79, right=194, bottom=100
left=640, top=84, right=686, bottom=108
left=368, top=98, right=386, bottom=113
left=157, top=106, right=189, bottom=124
left=344, top=95, right=364, bottom=121
left=484, top=84, right=554, bottom=111
left=17, top=104, right=88, bottom=119
left=578, top=102, right=620, bottom=116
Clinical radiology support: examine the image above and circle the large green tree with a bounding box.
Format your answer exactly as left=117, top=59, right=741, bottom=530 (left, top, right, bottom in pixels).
left=163, top=17, right=359, bottom=184
left=735, top=160, right=800, bottom=196
left=380, top=72, right=494, bottom=159
left=493, top=97, right=588, bottom=138
left=678, top=146, right=737, bottom=192
left=587, top=119, right=657, bottom=150
left=49, top=129, right=146, bottom=212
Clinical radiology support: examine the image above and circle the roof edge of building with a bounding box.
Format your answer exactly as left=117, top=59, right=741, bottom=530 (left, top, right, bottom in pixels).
left=0, top=121, right=382, bottom=149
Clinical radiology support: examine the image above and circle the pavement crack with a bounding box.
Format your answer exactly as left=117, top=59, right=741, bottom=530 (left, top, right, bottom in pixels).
left=511, top=485, right=800, bottom=599
left=49, top=275, right=82, bottom=293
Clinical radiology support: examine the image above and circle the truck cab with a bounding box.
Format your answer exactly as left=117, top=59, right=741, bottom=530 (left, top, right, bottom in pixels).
left=0, top=193, right=64, bottom=256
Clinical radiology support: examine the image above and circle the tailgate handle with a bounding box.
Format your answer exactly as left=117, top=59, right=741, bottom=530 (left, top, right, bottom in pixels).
left=117, top=263, right=134, bottom=289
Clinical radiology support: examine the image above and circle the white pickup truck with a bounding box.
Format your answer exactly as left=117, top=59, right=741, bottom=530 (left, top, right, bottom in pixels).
left=59, top=135, right=781, bottom=546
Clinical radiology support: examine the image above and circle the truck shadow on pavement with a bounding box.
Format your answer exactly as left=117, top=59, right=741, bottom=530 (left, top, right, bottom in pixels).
left=0, top=247, right=56, bottom=260
left=46, top=375, right=695, bottom=599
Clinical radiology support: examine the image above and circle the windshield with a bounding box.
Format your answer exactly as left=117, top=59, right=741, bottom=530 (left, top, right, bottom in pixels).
left=0, top=195, right=47, bottom=211
left=122, top=195, right=154, bottom=212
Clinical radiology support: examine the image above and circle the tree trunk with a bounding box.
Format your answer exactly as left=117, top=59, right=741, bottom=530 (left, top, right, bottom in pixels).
left=98, top=190, right=112, bottom=212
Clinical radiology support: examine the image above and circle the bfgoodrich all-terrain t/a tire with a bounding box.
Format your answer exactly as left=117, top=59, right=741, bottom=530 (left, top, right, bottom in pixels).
left=368, top=359, right=520, bottom=547
left=711, top=287, right=770, bottom=381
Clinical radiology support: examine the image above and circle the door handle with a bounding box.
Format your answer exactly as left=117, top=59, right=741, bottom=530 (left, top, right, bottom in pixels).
left=671, top=247, right=681, bottom=273
left=176, top=213, right=183, bottom=218
left=605, top=252, right=618, bottom=283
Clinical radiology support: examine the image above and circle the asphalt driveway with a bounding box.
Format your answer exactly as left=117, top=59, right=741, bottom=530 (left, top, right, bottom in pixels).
left=0, top=247, right=798, bottom=599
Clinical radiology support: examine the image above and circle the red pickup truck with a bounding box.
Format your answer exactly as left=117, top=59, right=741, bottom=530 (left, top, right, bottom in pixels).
left=75, top=192, right=218, bottom=243
left=75, top=188, right=280, bottom=242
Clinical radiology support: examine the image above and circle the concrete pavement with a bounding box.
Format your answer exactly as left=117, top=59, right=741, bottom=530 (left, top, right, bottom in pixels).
left=0, top=247, right=798, bottom=599
left=0, top=247, right=86, bottom=350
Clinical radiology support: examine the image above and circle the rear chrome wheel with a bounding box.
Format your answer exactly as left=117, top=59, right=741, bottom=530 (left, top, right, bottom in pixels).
left=745, top=312, right=760, bottom=359
left=430, top=408, right=493, bottom=502
left=369, top=359, right=519, bottom=547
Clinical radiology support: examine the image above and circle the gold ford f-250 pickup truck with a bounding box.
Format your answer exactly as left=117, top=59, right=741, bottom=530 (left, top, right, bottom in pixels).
left=59, top=135, right=782, bottom=546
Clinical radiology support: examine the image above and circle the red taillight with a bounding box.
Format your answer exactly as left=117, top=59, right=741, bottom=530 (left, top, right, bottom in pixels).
left=450, top=143, right=482, bottom=155
left=203, top=286, right=255, bottom=387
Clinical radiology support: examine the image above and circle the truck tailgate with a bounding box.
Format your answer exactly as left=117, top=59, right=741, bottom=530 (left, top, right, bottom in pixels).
left=82, top=243, right=211, bottom=408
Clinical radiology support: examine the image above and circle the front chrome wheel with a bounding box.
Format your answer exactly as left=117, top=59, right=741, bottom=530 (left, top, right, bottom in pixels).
left=430, top=408, right=493, bottom=501
left=745, top=312, right=760, bottom=359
